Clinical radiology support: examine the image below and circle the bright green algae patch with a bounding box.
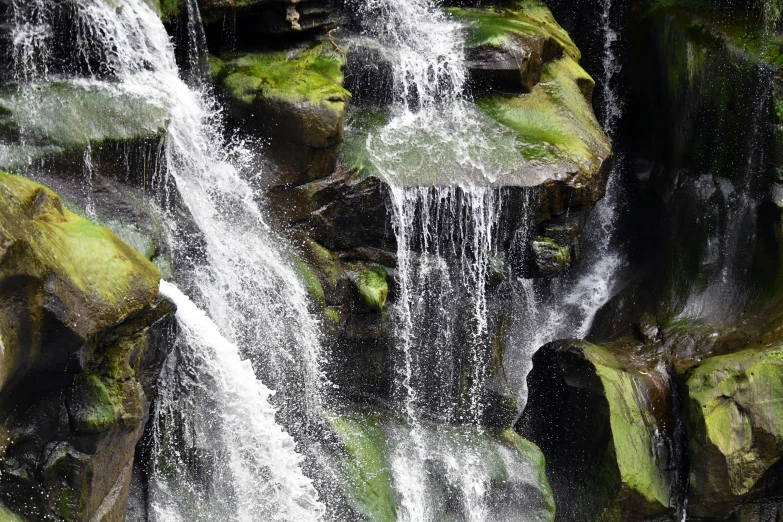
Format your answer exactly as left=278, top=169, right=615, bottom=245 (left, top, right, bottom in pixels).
left=329, top=412, right=398, bottom=522
left=686, top=347, right=783, bottom=497
left=477, top=56, right=610, bottom=177
left=447, top=0, right=581, bottom=60
left=212, top=42, right=350, bottom=110
left=357, top=267, right=388, bottom=311
left=0, top=171, right=160, bottom=338
left=575, top=342, right=671, bottom=511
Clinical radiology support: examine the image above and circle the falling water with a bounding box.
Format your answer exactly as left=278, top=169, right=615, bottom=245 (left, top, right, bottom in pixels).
left=506, top=0, right=626, bottom=408
left=5, top=0, right=326, bottom=519
left=348, top=0, right=545, bottom=519
left=153, top=281, right=324, bottom=521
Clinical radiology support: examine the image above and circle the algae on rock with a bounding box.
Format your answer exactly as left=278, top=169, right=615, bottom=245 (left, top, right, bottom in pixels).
left=684, top=346, right=783, bottom=519
left=0, top=171, right=174, bottom=521
left=213, top=42, right=351, bottom=184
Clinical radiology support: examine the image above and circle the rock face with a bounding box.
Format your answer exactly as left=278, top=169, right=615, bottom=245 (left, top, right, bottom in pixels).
left=212, top=42, right=351, bottom=184
left=0, top=172, right=174, bottom=521
left=199, top=0, right=337, bottom=50
left=685, top=347, right=783, bottom=520
left=519, top=341, right=680, bottom=522
left=326, top=408, right=556, bottom=522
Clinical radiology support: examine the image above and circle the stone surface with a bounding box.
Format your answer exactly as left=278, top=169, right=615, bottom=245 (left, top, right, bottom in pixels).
left=684, top=347, right=783, bottom=520
left=448, top=1, right=582, bottom=94
left=0, top=172, right=175, bottom=521
left=519, top=341, right=678, bottom=522
left=327, top=408, right=556, bottom=522
left=213, top=42, right=351, bottom=185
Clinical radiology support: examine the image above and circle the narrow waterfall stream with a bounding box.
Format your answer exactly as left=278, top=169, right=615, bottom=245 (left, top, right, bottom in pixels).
left=505, top=0, right=627, bottom=408
left=154, top=281, right=323, bottom=521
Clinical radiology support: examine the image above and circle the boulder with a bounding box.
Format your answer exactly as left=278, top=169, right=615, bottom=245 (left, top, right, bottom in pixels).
left=0, top=172, right=175, bottom=521
left=326, top=408, right=555, bottom=522
left=684, top=347, right=783, bottom=520
left=448, top=1, right=582, bottom=94
left=519, top=341, right=679, bottom=522
left=212, top=42, right=351, bottom=185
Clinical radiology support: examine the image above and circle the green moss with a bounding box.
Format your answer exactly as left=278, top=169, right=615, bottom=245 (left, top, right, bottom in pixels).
left=158, top=0, right=182, bottom=23
left=295, top=259, right=326, bottom=308
left=0, top=172, right=161, bottom=335
left=447, top=1, right=580, bottom=60
left=324, top=308, right=340, bottom=323
left=357, top=267, right=388, bottom=311
left=575, top=342, right=671, bottom=510
left=214, top=42, right=349, bottom=110
left=77, top=375, right=118, bottom=432
left=532, top=237, right=570, bottom=269
left=0, top=503, right=23, bottom=522
left=686, top=347, right=783, bottom=496
left=477, top=57, right=610, bottom=175
left=329, top=412, right=397, bottom=522
left=500, top=428, right=556, bottom=516
left=0, top=82, right=168, bottom=151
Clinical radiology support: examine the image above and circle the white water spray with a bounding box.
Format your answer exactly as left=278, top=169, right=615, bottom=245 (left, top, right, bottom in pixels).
left=154, top=281, right=324, bottom=521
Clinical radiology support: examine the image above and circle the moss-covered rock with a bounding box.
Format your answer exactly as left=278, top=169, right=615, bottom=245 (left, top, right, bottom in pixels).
left=0, top=172, right=175, bottom=521
left=0, top=82, right=168, bottom=173
left=351, top=266, right=389, bottom=311
left=327, top=408, right=555, bottom=522
left=519, top=341, right=677, bottom=522
left=684, top=347, right=783, bottom=519
left=448, top=0, right=581, bottom=93
left=213, top=42, right=350, bottom=184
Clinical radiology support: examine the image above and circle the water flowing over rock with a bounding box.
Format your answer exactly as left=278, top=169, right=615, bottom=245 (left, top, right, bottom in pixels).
left=2, top=0, right=783, bottom=520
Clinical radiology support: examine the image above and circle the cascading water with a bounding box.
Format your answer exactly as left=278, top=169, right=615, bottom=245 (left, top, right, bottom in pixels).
left=505, top=0, right=627, bottom=408
left=5, top=0, right=326, bottom=519
left=153, top=281, right=323, bottom=521
left=348, top=0, right=545, bottom=520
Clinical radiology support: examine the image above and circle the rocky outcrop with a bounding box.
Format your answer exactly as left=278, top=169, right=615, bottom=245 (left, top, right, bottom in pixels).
left=326, top=408, right=556, bottom=522
left=0, top=172, right=174, bottom=521
left=684, top=347, right=783, bottom=520
left=212, top=42, right=351, bottom=184
left=519, top=341, right=681, bottom=522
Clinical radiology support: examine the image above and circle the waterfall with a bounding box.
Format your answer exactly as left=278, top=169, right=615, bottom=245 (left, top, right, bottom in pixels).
left=505, top=0, right=627, bottom=409
left=154, top=281, right=323, bottom=521
left=347, top=1, right=544, bottom=520
left=5, top=0, right=326, bottom=519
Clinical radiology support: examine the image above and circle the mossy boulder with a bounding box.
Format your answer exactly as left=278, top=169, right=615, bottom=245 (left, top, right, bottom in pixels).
left=327, top=408, right=555, bottom=522
left=213, top=42, right=350, bottom=184
left=0, top=172, right=175, bottom=521
left=519, top=341, right=677, bottom=522
left=448, top=0, right=582, bottom=93
left=0, top=82, right=169, bottom=174
left=684, top=347, right=783, bottom=519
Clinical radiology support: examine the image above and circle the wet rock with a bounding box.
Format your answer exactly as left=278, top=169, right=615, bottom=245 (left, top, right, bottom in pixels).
left=519, top=340, right=678, bottom=522
left=684, top=347, right=783, bottom=520
left=343, top=41, right=395, bottom=107
left=200, top=0, right=337, bottom=50
left=0, top=172, right=175, bottom=521
left=212, top=42, right=351, bottom=184
left=326, top=408, right=555, bottom=522
left=449, top=2, right=583, bottom=94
